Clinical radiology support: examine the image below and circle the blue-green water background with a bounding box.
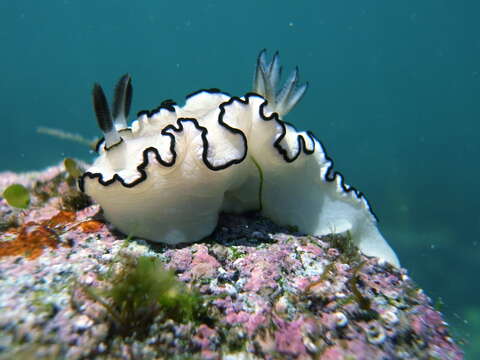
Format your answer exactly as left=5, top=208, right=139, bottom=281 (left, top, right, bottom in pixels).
left=1, top=1, right=479, bottom=356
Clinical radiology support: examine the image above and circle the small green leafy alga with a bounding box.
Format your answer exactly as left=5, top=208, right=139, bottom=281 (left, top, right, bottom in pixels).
left=3, top=184, right=30, bottom=209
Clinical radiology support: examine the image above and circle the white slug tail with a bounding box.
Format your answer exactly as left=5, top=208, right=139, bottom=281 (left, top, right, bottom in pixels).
left=253, top=50, right=308, bottom=117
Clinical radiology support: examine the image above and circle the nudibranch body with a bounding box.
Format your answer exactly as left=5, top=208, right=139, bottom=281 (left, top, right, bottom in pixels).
left=79, top=51, right=400, bottom=267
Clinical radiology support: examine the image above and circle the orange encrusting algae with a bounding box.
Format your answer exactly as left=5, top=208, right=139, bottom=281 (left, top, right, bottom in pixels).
left=75, top=220, right=104, bottom=233
left=0, top=223, right=59, bottom=259
left=45, top=210, right=76, bottom=229
left=0, top=210, right=103, bottom=260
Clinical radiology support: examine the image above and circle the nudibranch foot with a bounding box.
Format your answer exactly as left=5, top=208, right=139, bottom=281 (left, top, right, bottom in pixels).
left=80, top=50, right=400, bottom=267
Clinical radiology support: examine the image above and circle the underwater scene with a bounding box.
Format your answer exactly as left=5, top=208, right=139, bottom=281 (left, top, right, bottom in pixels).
left=0, top=1, right=478, bottom=359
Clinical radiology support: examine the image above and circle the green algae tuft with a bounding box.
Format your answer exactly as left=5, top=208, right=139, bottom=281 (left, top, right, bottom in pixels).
left=84, top=255, right=203, bottom=339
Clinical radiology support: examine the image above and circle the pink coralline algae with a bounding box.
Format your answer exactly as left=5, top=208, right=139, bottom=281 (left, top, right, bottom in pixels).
left=273, top=317, right=308, bottom=357
left=0, top=163, right=464, bottom=359
left=237, top=247, right=295, bottom=293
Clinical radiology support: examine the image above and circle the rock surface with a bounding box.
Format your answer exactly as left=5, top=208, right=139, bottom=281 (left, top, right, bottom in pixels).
left=0, top=163, right=463, bottom=359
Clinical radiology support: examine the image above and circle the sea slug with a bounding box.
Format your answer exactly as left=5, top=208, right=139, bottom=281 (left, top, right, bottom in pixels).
left=79, top=50, right=399, bottom=267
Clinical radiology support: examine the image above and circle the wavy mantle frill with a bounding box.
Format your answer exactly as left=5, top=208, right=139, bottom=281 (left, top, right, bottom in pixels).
left=80, top=89, right=399, bottom=267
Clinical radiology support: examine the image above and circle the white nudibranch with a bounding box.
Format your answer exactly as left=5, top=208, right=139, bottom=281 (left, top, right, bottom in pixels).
left=79, top=50, right=400, bottom=267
